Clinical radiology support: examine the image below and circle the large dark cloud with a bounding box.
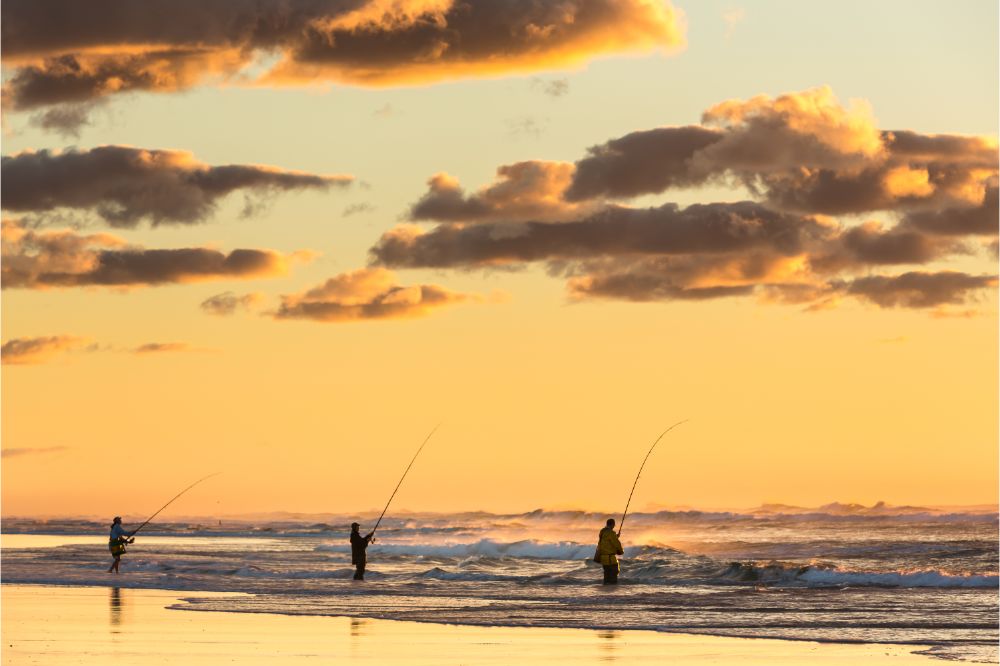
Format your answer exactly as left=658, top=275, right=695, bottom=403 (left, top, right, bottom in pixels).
left=2, top=0, right=684, bottom=127
left=2, top=219, right=298, bottom=288
left=371, top=197, right=993, bottom=309
left=377, top=201, right=834, bottom=268
left=1, top=146, right=351, bottom=227
left=273, top=267, right=475, bottom=322
left=373, top=200, right=993, bottom=310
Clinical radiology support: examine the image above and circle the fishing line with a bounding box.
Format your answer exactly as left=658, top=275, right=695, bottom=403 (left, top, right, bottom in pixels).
left=131, top=472, right=221, bottom=536
left=618, top=420, right=689, bottom=537
left=371, top=424, right=441, bottom=538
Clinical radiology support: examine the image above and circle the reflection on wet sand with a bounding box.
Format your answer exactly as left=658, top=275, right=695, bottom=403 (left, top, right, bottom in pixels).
left=109, top=587, right=123, bottom=632
left=597, top=630, right=620, bottom=662
left=349, top=617, right=368, bottom=658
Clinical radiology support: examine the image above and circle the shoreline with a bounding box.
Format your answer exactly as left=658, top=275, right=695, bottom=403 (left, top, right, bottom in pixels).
left=2, top=579, right=991, bottom=650
left=1, top=584, right=946, bottom=664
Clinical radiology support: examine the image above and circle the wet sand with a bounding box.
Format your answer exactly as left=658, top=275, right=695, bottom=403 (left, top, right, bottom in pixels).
left=2, top=585, right=935, bottom=664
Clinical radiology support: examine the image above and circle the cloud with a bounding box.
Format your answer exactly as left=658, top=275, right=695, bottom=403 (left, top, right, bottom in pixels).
left=565, top=263, right=997, bottom=309
left=384, top=86, right=997, bottom=314
left=531, top=77, right=569, bottom=97
left=3, top=49, right=243, bottom=112
left=838, top=271, right=998, bottom=309
left=1, top=146, right=351, bottom=227
left=1, top=335, right=86, bottom=364
left=373, top=198, right=995, bottom=309
left=377, top=201, right=836, bottom=268
left=2, top=0, right=685, bottom=125
left=2, top=219, right=300, bottom=289
left=238, top=0, right=686, bottom=86
left=840, top=223, right=963, bottom=265
left=699, top=86, right=885, bottom=168
left=132, top=342, right=191, bottom=354
left=1, top=446, right=70, bottom=458
left=27, top=102, right=96, bottom=138
left=506, top=116, right=548, bottom=140
left=409, top=162, right=590, bottom=223
left=808, top=221, right=967, bottom=273
left=566, top=87, right=893, bottom=205
left=342, top=202, right=375, bottom=217
left=273, top=267, right=475, bottom=322
left=561, top=87, right=998, bottom=217
left=901, top=186, right=998, bottom=236
left=200, top=291, right=263, bottom=316
left=566, top=126, right=723, bottom=201
left=565, top=255, right=767, bottom=302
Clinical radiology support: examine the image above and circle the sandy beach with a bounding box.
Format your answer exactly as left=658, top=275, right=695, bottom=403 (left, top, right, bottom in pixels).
left=1, top=585, right=940, bottom=664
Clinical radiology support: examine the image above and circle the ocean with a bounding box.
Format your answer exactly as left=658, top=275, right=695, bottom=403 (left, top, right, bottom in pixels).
left=2, top=505, right=997, bottom=663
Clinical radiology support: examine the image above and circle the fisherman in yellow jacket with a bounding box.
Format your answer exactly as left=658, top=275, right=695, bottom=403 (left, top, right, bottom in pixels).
left=596, top=518, right=624, bottom=584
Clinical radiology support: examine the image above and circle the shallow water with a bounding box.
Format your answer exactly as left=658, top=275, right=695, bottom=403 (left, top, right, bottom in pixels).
left=3, top=506, right=997, bottom=662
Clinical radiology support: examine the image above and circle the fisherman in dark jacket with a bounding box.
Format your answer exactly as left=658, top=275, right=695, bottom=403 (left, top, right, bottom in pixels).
left=350, top=522, right=374, bottom=580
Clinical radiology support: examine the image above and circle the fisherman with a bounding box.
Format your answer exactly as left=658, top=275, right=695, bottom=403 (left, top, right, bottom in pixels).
left=350, top=522, right=375, bottom=580
left=107, top=517, right=135, bottom=574
left=596, top=518, right=624, bottom=585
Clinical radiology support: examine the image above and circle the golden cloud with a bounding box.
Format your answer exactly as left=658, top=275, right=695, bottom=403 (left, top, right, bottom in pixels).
left=2, top=219, right=300, bottom=289
left=274, top=267, right=477, bottom=322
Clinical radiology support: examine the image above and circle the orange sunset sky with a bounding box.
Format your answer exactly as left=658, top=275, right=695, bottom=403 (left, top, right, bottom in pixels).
left=1, top=0, right=997, bottom=517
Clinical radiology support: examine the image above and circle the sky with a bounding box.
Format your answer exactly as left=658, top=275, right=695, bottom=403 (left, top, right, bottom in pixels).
left=1, top=0, right=997, bottom=518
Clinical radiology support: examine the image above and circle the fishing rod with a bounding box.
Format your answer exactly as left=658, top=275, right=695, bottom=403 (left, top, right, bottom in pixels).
left=371, top=424, right=440, bottom=538
left=130, top=472, right=221, bottom=537
left=618, top=420, right=689, bottom=537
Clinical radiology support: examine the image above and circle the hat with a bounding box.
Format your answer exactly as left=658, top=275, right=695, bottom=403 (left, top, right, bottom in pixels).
left=351, top=522, right=360, bottom=529
left=113, top=516, right=122, bottom=523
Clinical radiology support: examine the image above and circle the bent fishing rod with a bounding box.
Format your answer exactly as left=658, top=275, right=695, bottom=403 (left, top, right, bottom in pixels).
left=131, top=472, right=221, bottom=537
left=618, top=420, right=689, bottom=537
left=371, top=424, right=441, bottom=539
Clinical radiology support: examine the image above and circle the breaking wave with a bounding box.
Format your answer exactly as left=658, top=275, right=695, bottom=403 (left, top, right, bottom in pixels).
left=716, top=562, right=998, bottom=588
